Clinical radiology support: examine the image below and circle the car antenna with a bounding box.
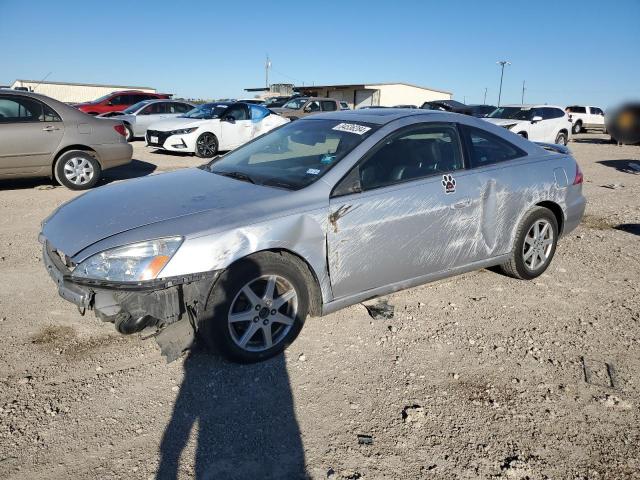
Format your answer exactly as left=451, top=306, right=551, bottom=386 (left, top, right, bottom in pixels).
left=32, top=72, right=52, bottom=92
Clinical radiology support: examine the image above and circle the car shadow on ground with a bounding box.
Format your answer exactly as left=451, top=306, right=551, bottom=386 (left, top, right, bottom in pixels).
left=571, top=139, right=614, bottom=144
left=156, top=257, right=306, bottom=480
left=614, top=224, right=640, bottom=236
left=101, top=159, right=157, bottom=184
left=596, top=159, right=640, bottom=174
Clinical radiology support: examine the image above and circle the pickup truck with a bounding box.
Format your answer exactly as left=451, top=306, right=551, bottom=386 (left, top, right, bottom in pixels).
left=565, top=105, right=606, bottom=134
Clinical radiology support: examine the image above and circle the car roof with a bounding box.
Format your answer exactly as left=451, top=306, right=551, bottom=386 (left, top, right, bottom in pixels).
left=502, top=104, right=564, bottom=109
left=296, top=108, right=441, bottom=125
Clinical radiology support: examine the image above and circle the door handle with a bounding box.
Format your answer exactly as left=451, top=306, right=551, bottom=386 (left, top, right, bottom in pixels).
left=42, top=125, right=59, bottom=132
left=451, top=198, right=472, bottom=209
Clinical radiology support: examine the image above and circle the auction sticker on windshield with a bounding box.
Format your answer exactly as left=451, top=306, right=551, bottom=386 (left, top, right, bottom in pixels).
left=332, top=123, right=372, bottom=135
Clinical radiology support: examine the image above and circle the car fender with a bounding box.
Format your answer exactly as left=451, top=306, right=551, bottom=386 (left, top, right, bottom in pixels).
left=160, top=209, right=334, bottom=304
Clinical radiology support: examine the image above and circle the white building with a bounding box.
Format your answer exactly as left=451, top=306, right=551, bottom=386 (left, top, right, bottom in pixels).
left=9, top=79, right=157, bottom=103
left=246, top=82, right=452, bottom=108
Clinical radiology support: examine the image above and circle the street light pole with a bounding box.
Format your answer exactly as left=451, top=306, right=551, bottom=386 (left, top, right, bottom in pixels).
left=496, top=60, right=511, bottom=107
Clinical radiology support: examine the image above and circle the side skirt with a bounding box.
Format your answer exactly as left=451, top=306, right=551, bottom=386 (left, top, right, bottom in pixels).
left=321, top=254, right=511, bottom=316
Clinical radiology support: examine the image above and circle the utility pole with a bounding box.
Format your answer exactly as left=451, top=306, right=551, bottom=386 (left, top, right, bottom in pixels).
left=496, top=60, right=511, bottom=107
left=265, top=55, right=271, bottom=89
left=483, top=87, right=487, bottom=104
left=521, top=80, right=526, bottom=104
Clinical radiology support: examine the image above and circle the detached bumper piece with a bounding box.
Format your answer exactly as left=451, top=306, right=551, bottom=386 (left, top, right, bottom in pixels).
left=43, top=242, right=220, bottom=359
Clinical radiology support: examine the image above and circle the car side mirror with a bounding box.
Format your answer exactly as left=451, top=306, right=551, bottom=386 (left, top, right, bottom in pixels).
left=531, top=115, right=543, bottom=123
left=107, top=101, right=114, bottom=106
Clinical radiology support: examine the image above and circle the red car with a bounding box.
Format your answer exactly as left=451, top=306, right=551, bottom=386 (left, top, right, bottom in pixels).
left=74, top=90, right=171, bottom=115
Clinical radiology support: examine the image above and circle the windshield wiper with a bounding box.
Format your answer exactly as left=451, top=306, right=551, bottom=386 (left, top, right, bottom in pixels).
left=215, top=171, right=256, bottom=184
left=261, top=178, right=298, bottom=190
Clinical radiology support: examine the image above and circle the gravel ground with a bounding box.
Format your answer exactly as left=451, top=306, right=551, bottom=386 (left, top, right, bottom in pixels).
left=0, top=135, right=638, bottom=480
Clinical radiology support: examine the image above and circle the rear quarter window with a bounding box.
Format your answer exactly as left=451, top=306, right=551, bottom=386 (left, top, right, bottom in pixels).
left=461, top=125, right=527, bottom=168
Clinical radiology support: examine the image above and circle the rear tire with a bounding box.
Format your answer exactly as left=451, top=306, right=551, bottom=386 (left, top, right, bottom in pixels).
left=572, top=122, right=582, bottom=134
left=555, top=131, right=567, bottom=145
left=124, top=124, right=134, bottom=142
left=199, top=252, right=309, bottom=363
left=499, top=207, right=559, bottom=280
left=54, top=150, right=101, bottom=190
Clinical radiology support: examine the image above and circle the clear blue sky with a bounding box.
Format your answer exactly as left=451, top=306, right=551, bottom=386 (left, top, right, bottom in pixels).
left=1, top=0, right=638, bottom=108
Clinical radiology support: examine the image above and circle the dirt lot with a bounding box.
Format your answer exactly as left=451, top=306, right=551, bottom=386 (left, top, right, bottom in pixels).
left=0, top=135, right=638, bottom=479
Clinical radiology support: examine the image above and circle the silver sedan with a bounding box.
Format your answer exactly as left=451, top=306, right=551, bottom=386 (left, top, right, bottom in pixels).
left=40, top=109, right=586, bottom=362
left=101, top=99, right=194, bottom=141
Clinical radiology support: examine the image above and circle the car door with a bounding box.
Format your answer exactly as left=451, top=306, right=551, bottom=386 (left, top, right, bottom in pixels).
left=529, top=107, right=551, bottom=142
left=458, top=124, right=530, bottom=257
left=220, top=104, right=252, bottom=149
left=0, top=95, right=64, bottom=175
left=134, top=102, right=163, bottom=136
left=327, top=122, right=483, bottom=299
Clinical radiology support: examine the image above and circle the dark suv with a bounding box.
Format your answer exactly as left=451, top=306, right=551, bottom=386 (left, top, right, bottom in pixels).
left=74, top=90, right=171, bottom=115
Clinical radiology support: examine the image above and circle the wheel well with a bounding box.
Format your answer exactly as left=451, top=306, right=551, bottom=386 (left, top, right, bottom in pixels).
left=536, top=201, right=564, bottom=235
left=269, top=249, right=323, bottom=317
left=517, top=131, right=528, bottom=138
left=51, top=145, right=99, bottom=179
left=558, top=129, right=568, bottom=137
left=574, top=119, right=582, bottom=125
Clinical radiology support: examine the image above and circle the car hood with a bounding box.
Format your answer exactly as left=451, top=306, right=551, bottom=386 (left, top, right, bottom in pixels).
left=269, top=107, right=295, bottom=114
left=41, top=168, right=291, bottom=258
left=147, top=117, right=217, bottom=131
left=483, top=118, right=522, bottom=127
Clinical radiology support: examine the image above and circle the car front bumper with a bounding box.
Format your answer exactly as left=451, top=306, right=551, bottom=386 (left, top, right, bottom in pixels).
left=146, top=130, right=196, bottom=153
left=42, top=240, right=220, bottom=333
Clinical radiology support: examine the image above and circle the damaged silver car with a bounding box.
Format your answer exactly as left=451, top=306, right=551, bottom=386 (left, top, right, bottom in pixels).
left=40, top=109, right=586, bottom=362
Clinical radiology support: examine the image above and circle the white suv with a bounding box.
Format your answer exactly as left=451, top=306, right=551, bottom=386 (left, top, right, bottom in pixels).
left=565, top=105, right=606, bottom=134
left=484, top=105, right=572, bottom=145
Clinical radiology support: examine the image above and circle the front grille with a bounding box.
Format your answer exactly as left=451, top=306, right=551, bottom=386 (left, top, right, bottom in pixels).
left=147, top=130, right=172, bottom=147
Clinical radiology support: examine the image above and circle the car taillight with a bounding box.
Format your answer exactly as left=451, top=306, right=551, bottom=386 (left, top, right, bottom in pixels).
left=573, top=162, right=584, bottom=185
left=114, top=124, right=126, bottom=136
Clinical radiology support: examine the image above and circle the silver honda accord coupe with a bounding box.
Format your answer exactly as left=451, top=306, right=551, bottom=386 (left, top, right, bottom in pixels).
left=40, top=109, right=586, bottom=362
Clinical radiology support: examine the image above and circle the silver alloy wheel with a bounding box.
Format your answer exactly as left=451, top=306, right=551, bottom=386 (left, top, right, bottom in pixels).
left=228, top=275, right=298, bottom=352
left=63, top=156, right=95, bottom=186
left=522, top=219, right=554, bottom=270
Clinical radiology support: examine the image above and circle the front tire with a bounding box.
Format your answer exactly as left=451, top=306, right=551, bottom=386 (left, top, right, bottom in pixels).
left=555, top=131, right=568, bottom=145
left=199, top=252, right=309, bottom=363
left=195, top=132, right=218, bottom=158
left=499, top=207, right=559, bottom=280
left=54, top=151, right=101, bottom=190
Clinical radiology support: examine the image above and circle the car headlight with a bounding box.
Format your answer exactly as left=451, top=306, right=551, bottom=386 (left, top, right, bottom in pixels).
left=171, top=127, right=198, bottom=135
left=72, top=237, right=183, bottom=282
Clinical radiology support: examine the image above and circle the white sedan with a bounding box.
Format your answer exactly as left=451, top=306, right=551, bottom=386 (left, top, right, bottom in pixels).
left=146, top=102, right=289, bottom=158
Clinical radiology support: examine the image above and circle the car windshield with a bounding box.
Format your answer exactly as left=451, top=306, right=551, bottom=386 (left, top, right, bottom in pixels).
left=206, top=119, right=379, bottom=190
left=181, top=103, right=229, bottom=119
left=487, top=107, right=533, bottom=120
left=90, top=93, right=113, bottom=104
left=123, top=100, right=151, bottom=114
left=282, top=98, right=308, bottom=109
